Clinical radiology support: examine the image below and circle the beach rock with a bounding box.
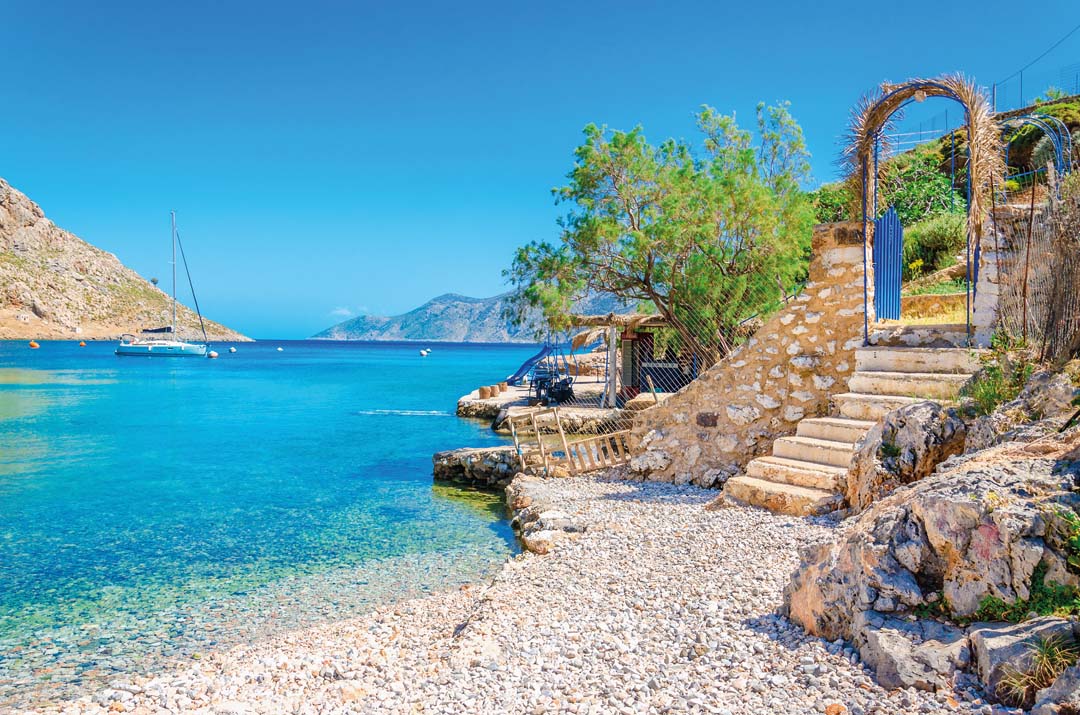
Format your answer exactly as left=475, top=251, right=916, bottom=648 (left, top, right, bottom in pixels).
left=969, top=617, right=1076, bottom=702
left=854, top=612, right=970, bottom=691
left=432, top=445, right=520, bottom=488
left=1032, top=663, right=1080, bottom=715
left=846, top=401, right=967, bottom=512
left=506, top=474, right=587, bottom=553
left=785, top=434, right=1080, bottom=645
left=630, top=448, right=671, bottom=474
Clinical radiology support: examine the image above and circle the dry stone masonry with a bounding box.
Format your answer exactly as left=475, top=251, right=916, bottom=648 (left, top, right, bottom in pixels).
left=628, top=221, right=868, bottom=488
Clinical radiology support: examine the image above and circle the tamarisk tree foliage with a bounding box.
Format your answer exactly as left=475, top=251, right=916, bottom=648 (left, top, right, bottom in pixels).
left=505, top=103, right=814, bottom=364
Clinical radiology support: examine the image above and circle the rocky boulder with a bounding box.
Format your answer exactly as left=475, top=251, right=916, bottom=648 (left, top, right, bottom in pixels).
left=506, top=474, right=586, bottom=553
left=784, top=432, right=1080, bottom=692
left=1033, top=662, right=1080, bottom=715
left=432, top=446, right=521, bottom=488
left=846, top=401, right=967, bottom=512
left=854, top=611, right=970, bottom=691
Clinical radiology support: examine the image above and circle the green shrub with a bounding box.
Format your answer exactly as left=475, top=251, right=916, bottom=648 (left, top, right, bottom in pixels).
left=880, top=152, right=966, bottom=226
left=808, top=182, right=853, bottom=223
left=902, top=213, right=966, bottom=280
left=1004, top=179, right=1021, bottom=193
left=960, top=348, right=1035, bottom=416
left=971, top=567, right=1078, bottom=623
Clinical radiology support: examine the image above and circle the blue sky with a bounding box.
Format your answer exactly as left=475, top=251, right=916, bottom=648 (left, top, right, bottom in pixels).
left=2, top=1, right=1077, bottom=338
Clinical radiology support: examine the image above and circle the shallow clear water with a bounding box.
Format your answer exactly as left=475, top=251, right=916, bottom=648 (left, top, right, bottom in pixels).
left=0, top=339, right=533, bottom=707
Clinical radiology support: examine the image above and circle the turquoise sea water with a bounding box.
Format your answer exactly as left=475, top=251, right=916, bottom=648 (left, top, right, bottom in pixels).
left=0, top=339, right=533, bottom=708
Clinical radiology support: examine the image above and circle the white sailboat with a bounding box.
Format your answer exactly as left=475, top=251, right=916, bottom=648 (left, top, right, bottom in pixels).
left=116, top=212, right=209, bottom=358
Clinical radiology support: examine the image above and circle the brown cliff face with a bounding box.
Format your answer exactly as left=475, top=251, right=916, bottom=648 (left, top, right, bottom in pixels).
left=0, top=178, right=249, bottom=341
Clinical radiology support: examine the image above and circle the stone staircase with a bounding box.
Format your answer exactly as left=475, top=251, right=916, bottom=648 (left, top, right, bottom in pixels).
left=724, top=345, right=982, bottom=516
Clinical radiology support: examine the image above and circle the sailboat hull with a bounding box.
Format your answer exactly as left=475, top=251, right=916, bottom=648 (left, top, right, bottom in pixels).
left=115, top=341, right=208, bottom=357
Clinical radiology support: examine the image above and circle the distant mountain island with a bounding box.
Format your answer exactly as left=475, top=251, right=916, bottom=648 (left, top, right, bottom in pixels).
left=312, top=292, right=632, bottom=343
left=0, top=177, right=248, bottom=341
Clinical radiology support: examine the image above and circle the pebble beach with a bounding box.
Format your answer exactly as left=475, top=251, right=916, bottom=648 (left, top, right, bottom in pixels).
left=41, top=475, right=995, bottom=715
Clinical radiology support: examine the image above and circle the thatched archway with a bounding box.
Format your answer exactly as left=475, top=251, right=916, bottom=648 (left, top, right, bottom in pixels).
left=845, top=74, right=1004, bottom=341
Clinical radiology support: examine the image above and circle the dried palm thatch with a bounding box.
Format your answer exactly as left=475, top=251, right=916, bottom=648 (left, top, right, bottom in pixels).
left=570, top=327, right=608, bottom=352
left=844, top=74, right=1004, bottom=243
left=568, top=312, right=666, bottom=329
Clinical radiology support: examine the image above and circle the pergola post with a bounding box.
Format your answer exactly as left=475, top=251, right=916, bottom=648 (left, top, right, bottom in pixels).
left=604, top=325, right=618, bottom=408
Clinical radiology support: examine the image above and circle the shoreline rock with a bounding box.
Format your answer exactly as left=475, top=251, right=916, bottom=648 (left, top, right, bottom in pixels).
left=432, top=446, right=520, bottom=488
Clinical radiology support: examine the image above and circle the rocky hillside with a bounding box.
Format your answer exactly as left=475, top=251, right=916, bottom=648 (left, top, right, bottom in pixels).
left=0, top=178, right=248, bottom=341
left=312, top=292, right=631, bottom=343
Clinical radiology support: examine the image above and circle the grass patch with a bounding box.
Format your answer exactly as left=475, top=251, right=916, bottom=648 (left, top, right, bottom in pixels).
left=998, top=634, right=1080, bottom=708
left=970, top=563, right=1079, bottom=622
left=903, top=278, right=967, bottom=296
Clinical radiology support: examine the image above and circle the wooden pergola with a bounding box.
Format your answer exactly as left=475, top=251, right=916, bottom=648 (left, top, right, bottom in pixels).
left=567, top=312, right=671, bottom=408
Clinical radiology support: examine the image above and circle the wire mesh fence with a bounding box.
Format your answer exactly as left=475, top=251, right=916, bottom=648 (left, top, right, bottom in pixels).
left=477, top=287, right=799, bottom=437
left=992, top=61, right=1080, bottom=115
left=994, top=173, right=1080, bottom=362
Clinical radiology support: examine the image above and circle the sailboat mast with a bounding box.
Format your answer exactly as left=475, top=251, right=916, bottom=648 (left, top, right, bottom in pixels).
left=171, top=211, right=177, bottom=334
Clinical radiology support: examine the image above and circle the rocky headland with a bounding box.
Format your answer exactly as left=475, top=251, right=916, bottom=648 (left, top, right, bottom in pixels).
left=311, top=292, right=631, bottom=343
left=0, top=177, right=248, bottom=341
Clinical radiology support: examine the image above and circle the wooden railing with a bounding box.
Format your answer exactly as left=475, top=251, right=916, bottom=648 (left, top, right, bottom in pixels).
left=507, top=408, right=631, bottom=476
left=563, top=431, right=630, bottom=474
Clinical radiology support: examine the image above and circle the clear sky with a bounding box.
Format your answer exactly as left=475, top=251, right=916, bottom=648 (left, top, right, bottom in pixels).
left=2, top=1, right=1077, bottom=338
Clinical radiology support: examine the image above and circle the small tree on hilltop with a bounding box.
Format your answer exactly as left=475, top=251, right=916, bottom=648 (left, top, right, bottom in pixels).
left=505, top=102, right=814, bottom=365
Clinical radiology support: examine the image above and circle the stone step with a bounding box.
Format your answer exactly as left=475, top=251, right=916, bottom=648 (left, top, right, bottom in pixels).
left=869, top=323, right=972, bottom=348
left=797, top=416, right=877, bottom=443
left=854, top=346, right=985, bottom=375
left=847, top=371, right=971, bottom=400
left=833, top=392, right=924, bottom=421
left=772, top=436, right=857, bottom=469
left=724, top=476, right=844, bottom=517
left=745, top=456, right=847, bottom=491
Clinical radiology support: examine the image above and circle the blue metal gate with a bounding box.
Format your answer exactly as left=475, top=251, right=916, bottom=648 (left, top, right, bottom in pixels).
left=873, top=207, right=903, bottom=321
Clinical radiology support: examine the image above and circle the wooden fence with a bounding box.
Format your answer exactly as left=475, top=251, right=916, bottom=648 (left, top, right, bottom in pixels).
left=507, top=408, right=631, bottom=476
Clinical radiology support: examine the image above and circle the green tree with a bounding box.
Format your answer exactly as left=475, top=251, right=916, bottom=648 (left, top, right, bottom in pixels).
left=505, top=102, right=814, bottom=364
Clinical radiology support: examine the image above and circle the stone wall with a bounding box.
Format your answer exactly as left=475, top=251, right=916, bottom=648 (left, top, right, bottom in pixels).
left=628, top=221, right=868, bottom=487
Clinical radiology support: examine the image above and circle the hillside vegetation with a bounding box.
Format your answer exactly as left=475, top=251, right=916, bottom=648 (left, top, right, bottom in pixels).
left=809, top=94, right=1080, bottom=283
